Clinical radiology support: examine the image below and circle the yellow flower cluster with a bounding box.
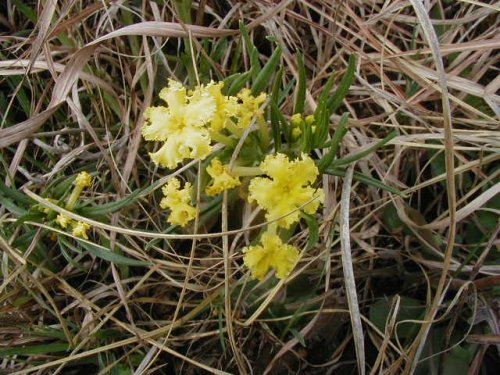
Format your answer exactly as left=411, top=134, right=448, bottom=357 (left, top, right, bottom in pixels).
left=248, top=153, right=324, bottom=228
left=236, top=88, right=267, bottom=129
left=74, top=171, right=93, bottom=188
left=142, top=80, right=266, bottom=169
left=160, top=178, right=196, bottom=226
left=205, top=158, right=241, bottom=196
left=243, top=231, right=299, bottom=280
left=55, top=214, right=92, bottom=240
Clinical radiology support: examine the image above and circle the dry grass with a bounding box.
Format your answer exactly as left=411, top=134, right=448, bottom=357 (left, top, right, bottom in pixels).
left=0, top=0, right=499, bottom=374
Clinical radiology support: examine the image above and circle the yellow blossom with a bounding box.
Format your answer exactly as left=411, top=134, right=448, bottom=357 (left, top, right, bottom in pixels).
left=55, top=214, right=72, bottom=229
left=248, top=153, right=324, bottom=228
left=243, top=231, right=299, bottom=280
left=235, top=88, right=267, bottom=128
left=205, top=158, right=241, bottom=196
left=142, top=80, right=216, bottom=169
left=206, top=82, right=239, bottom=131
left=160, top=178, right=196, bottom=227
left=75, top=171, right=92, bottom=188
left=72, top=221, right=91, bottom=239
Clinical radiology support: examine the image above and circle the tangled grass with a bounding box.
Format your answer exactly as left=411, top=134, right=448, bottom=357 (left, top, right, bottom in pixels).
left=0, top=1, right=499, bottom=374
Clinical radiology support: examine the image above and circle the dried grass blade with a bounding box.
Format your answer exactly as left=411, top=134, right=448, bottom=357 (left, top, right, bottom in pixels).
left=340, top=164, right=365, bottom=375
left=405, top=0, right=457, bottom=372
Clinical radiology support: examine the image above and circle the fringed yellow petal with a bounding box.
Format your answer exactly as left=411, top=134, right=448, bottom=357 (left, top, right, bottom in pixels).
left=205, top=158, right=241, bottom=196
left=243, top=232, right=299, bottom=280
left=160, top=178, right=196, bottom=227
left=248, top=153, right=323, bottom=228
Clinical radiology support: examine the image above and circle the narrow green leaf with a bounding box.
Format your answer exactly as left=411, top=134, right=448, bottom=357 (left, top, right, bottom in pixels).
left=239, top=21, right=261, bottom=79
left=11, top=0, right=37, bottom=24
left=331, top=131, right=397, bottom=167
left=313, top=75, right=336, bottom=147
left=78, top=187, right=144, bottom=217
left=317, top=113, right=349, bottom=172
left=324, top=167, right=404, bottom=197
left=252, top=46, right=282, bottom=95
left=0, top=194, right=27, bottom=217
left=294, top=53, right=307, bottom=114
left=301, top=212, right=319, bottom=251
left=0, top=179, right=35, bottom=206
left=79, top=242, right=151, bottom=267
left=270, top=68, right=284, bottom=151
left=326, top=54, right=356, bottom=113
left=226, top=71, right=252, bottom=96
left=0, top=342, right=70, bottom=356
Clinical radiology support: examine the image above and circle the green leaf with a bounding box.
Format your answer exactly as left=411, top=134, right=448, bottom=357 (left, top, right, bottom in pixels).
left=330, top=131, right=397, bottom=167
left=324, top=167, right=405, bottom=196
left=11, top=0, right=37, bottom=23
left=270, top=67, right=284, bottom=151
left=226, top=71, right=252, bottom=96
left=252, top=46, right=282, bottom=95
left=300, top=212, right=319, bottom=251
left=78, top=186, right=147, bottom=217
left=294, top=53, right=307, bottom=115
left=79, top=241, right=151, bottom=267
left=0, top=179, right=35, bottom=206
left=326, top=54, right=356, bottom=113
left=312, top=75, right=336, bottom=147
left=0, top=194, right=27, bottom=217
left=0, top=342, right=70, bottom=356
left=369, top=296, right=424, bottom=340
left=317, top=112, right=349, bottom=171
left=239, top=22, right=261, bottom=80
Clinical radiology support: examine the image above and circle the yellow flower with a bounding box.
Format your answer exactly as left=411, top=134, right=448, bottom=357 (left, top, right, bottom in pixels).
left=206, top=82, right=239, bottom=131
left=75, top=171, right=92, bottom=188
left=72, top=221, right=91, bottom=239
left=142, top=80, right=216, bottom=169
left=149, top=126, right=212, bottom=169
left=236, top=88, right=267, bottom=128
left=205, top=158, right=241, bottom=196
left=248, top=153, right=324, bottom=228
left=243, top=231, right=299, bottom=280
left=55, top=214, right=72, bottom=229
left=160, top=178, right=196, bottom=227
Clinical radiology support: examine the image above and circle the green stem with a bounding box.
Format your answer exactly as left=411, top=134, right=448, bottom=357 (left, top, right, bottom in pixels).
left=231, top=166, right=262, bottom=177
left=209, top=131, right=237, bottom=148
left=65, top=186, right=83, bottom=210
